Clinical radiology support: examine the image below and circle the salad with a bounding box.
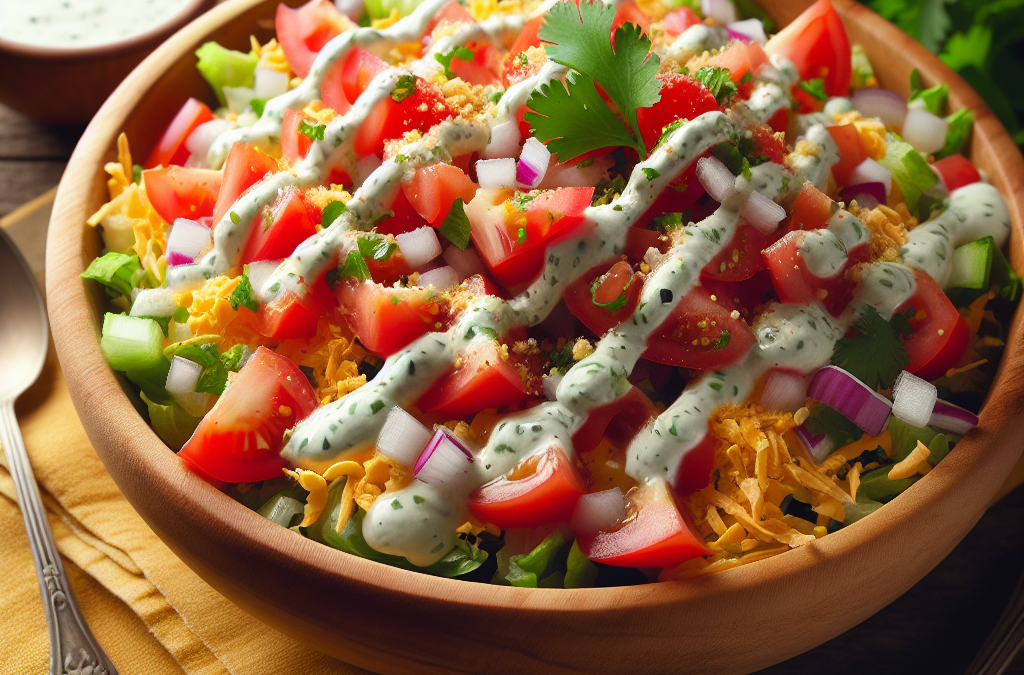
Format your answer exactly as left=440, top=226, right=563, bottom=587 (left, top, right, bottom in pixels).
left=84, top=0, right=1020, bottom=587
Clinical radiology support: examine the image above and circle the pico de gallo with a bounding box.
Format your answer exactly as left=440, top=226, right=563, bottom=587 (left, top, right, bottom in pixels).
left=84, top=0, right=1020, bottom=586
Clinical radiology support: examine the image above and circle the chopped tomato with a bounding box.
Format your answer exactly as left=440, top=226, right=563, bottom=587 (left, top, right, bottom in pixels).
left=637, top=72, right=720, bottom=153
left=241, top=186, right=318, bottom=264
left=932, top=154, right=981, bottom=192
left=335, top=280, right=440, bottom=357
left=660, top=6, right=701, bottom=38
left=827, top=125, right=867, bottom=186
left=467, top=187, right=594, bottom=289
left=178, top=347, right=319, bottom=484
left=782, top=181, right=834, bottom=233
left=143, top=166, right=221, bottom=223
left=767, top=108, right=790, bottom=134
left=417, top=338, right=540, bottom=417
left=145, top=98, right=214, bottom=169
left=764, top=0, right=851, bottom=97
left=424, top=0, right=475, bottom=34
left=634, top=158, right=708, bottom=229
left=700, top=269, right=776, bottom=319
left=701, top=221, right=777, bottom=282
left=468, top=444, right=586, bottom=529
left=576, top=480, right=709, bottom=568
left=644, top=287, right=756, bottom=370
left=672, top=429, right=715, bottom=495
left=275, top=0, right=351, bottom=78
left=374, top=186, right=432, bottom=237
left=257, top=277, right=335, bottom=340
left=212, top=143, right=278, bottom=225
left=281, top=109, right=313, bottom=162
left=502, top=16, right=545, bottom=87
left=749, top=122, right=787, bottom=165
left=572, top=386, right=658, bottom=456
left=360, top=84, right=452, bottom=158
left=762, top=228, right=869, bottom=316
left=611, top=0, right=650, bottom=37
left=706, top=42, right=756, bottom=83
left=565, top=260, right=643, bottom=336
left=402, top=164, right=478, bottom=227
left=895, top=270, right=970, bottom=380
left=339, top=47, right=387, bottom=104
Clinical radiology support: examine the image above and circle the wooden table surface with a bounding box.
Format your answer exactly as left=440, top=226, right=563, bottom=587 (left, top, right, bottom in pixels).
left=3, top=100, right=1022, bottom=675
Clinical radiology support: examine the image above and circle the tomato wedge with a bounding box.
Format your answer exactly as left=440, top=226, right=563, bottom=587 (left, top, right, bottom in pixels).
left=335, top=280, right=440, bottom=357
left=241, top=186, right=318, bottom=264
left=660, top=6, right=701, bottom=38
left=644, top=287, right=756, bottom=370
left=636, top=72, right=720, bottom=153
left=701, top=221, right=777, bottom=282
left=145, top=98, right=214, bottom=169
left=275, top=0, right=350, bottom=78
left=401, top=164, right=478, bottom=227
left=762, top=229, right=869, bottom=316
left=895, top=270, right=970, bottom=380
left=572, top=385, right=658, bottom=456
left=827, top=124, right=867, bottom=187
left=576, top=480, right=709, bottom=568
left=468, top=444, right=586, bottom=529
left=782, top=181, right=835, bottom=234
left=143, top=166, right=221, bottom=223
left=764, top=0, right=851, bottom=97
left=672, top=428, right=715, bottom=494
left=932, top=154, right=981, bottom=192
left=257, top=276, right=335, bottom=340
left=212, top=143, right=278, bottom=225
left=178, top=347, right=319, bottom=484
left=564, top=260, right=643, bottom=336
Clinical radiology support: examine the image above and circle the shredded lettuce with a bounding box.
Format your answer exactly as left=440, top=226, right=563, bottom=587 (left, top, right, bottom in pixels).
left=564, top=540, right=599, bottom=588
left=887, top=417, right=950, bottom=464
left=879, top=133, right=938, bottom=212
left=937, top=108, right=975, bottom=159
left=504, top=531, right=569, bottom=588
left=195, top=42, right=258, bottom=107
left=141, top=392, right=201, bottom=451
left=82, top=252, right=144, bottom=297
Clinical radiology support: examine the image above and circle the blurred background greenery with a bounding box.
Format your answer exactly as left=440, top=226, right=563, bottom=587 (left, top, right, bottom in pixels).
left=860, top=0, right=1024, bottom=150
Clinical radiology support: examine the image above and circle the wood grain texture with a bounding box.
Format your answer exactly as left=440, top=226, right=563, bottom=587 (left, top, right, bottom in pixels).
left=42, top=1, right=1024, bottom=674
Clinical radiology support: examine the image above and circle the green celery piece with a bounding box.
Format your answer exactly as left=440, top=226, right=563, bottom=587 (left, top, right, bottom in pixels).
left=540, top=571, right=565, bottom=588
left=82, top=252, right=143, bottom=297
left=505, top=530, right=567, bottom=588
left=101, top=313, right=165, bottom=372
left=564, top=540, right=599, bottom=588
left=140, top=391, right=201, bottom=451
left=195, top=42, right=258, bottom=107
left=257, top=492, right=306, bottom=527
left=946, top=236, right=995, bottom=307
left=857, top=465, right=919, bottom=503
left=991, top=243, right=1024, bottom=304
left=909, top=83, right=949, bottom=117
left=127, top=357, right=172, bottom=404
left=878, top=133, right=938, bottom=213
left=363, top=0, right=423, bottom=20
left=937, top=108, right=975, bottom=159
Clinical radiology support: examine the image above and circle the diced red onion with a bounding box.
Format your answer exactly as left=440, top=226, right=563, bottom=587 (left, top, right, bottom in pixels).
left=481, top=120, right=522, bottom=159
left=443, top=245, right=486, bottom=279
left=702, top=0, right=737, bottom=25
left=476, top=158, right=517, bottom=189
left=852, top=88, right=908, bottom=129
left=929, top=399, right=979, bottom=437
left=246, top=259, right=280, bottom=301
left=848, top=158, right=892, bottom=198
left=517, top=137, right=551, bottom=188
left=415, top=428, right=474, bottom=488
left=376, top=406, right=433, bottom=468
left=354, top=154, right=382, bottom=185
left=839, top=182, right=887, bottom=209
left=795, top=424, right=835, bottom=463
left=166, top=218, right=212, bottom=267
left=570, top=488, right=625, bottom=537
left=901, top=108, right=949, bottom=155
left=542, top=372, right=563, bottom=401
left=418, top=265, right=460, bottom=290
left=807, top=365, right=892, bottom=437
left=254, top=67, right=289, bottom=100
left=165, top=356, right=202, bottom=396
left=740, top=190, right=786, bottom=234
left=395, top=226, right=441, bottom=270
left=696, top=156, right=737, bottom=203
left=759, top=370, right=808, bottom=413
left=185, top=119, right=230, bottom=162
left=728, top=18, right=766, bottom=44
left=891, top=370, right=937, bottom=428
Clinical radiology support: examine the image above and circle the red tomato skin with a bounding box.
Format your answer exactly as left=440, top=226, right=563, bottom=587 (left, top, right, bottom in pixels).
left=762, top=229, right=869, bottom=316
left=241, top=186, right=318, bottom=264
left=417, top=339, right=538, bottom=417
left=827, top=125, right=867, bottom=186
left=660, top=6, right=701, bottom=38
left=706, top=42, right=754, bottom=83
left=637, top=73, right=720, bottom=154
left=895, top=270, right=971, bottom=381
left=178, top=347, right=319, bottom=483
left=932, top=154, right=981, bottom=192
left=402, top=164, right=478, bottom=227
left=572, top=386, right=658, bottom=456
left=145, top=98, right=214, bottom=169
left=335, top=281, right=437, bottom=357
left=767, top=108, right=790, bottom=134
left=212, top=143, right=278, bottom=225
left=468, top=445, right=586, bottom=529
left=143, top=167, right=222, bottom=223
left=701, top=221, right=778, bottom=282
left=764, top=0, right=851, bottom=97
left=564, top=259, right=643, bottom=336
left=502, top=16, right=545, bottom=87
left=355, top=83, right=454, bottom=159
left=672, top=430, right=715, bottom=494
left=644, top=288, right=756, bottom=370
left=374, top=186, right=432, bottom=237
left=257, top=290, right=320, bottom=340
left=281, top=109, right=313, bottom=162
left=783, top=181, right=835, bottom=233
left=275, top=0, right=348, bottom=78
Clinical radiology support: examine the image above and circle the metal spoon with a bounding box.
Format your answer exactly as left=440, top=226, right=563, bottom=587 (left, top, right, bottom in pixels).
left=0, top=227, right=118, bottom=675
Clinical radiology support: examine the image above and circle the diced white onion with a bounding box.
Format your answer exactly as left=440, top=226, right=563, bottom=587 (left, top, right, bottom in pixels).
left=516, top=137, right=551, bottom=188
left=395, top=226, right=442, bottom=270
left=852, top=88, right=908, bottom=129
left=696, top=156, right=737, bottom=203
left=542, top=372, right=563, bottom=401
left=891, top=370, right=938, bottom=428
left=165, top=356, right=202, bottom=396
left=166, top=218, right=212, bottom=267
left=333, top=0, right=362, bottom=20
left=571, top=488, right=626, bottom=536
left=130, top=288, right=178, bottom=318
left=475, top=158, right=517, bottom=189
left=418, top=265, right=460, bottom=290
left=539, top=155, right=613, bottom=189
left=167, top=321, right=192, bottom=343
left=759, top=371, right=808, bottom=412
left=728, top=18, right=766, bottom=44
left=376, top=406, right=433, bottom=468
left=481, top=120, right=521, bottom=159
left=184, top=119, right=230, bottom=167
left=443, top=245, right=486, bottom=280
left=415, top=430, right=473, bottom=488
left=254, top=67, right=289, bottom=100
left=701, top=0, right=737, bottom=26
left=354, top=154, right=382, bottom=186
left=246, top=259, right=281, bottom=302
left=849, top=158, right=892, bottom=198
left=222, top=85, right=257, bottom=115
left=901, top=108, right=949, bottom=155
left=740, top=190, right=786, bottom=234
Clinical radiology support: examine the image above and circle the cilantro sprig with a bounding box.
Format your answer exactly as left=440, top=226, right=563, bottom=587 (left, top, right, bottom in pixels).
left=524, top=0, right=661, bottom=160
left=830, top=305, right=912, bottom=390
left=435, top=47, right=474, bottom=80
left=229, top=264, right=259, bottom=312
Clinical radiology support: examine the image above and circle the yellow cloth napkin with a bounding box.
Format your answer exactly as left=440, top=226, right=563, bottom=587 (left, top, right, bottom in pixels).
left=0, top=345, right=373, bottom=675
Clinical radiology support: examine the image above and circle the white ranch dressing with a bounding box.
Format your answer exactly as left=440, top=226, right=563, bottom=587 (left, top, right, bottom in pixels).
left=0, top=0, right=194, bottom=48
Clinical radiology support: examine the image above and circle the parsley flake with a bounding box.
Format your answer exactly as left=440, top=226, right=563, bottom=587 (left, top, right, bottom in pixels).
left=299, top=119, right=326, bottom=141
left=322, top=200, right=347, bottom=228
left=357, top=232, right=397, bottom=261
left=391, top=74, right=418, bottom=102
left=642, top=167, right=660, bottom=181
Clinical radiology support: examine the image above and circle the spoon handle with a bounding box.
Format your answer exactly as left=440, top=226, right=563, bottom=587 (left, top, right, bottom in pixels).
left=0, top=402, right=118, bottom=675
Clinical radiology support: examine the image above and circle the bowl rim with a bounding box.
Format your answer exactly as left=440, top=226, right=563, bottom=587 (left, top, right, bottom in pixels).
left=0, top=0, right=211, bottom=60
left=44, top=0, right=1024, bottom=672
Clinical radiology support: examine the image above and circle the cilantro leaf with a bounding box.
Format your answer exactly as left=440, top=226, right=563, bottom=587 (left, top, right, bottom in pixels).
left=356, top=232, right=397, bottom=261
left=340, top=249, right=371, bottom=281
left=391, top=74, right=418, bottom=102
left=908, top=70, right=949, bottom=116
left=435, top=46, right=474, bottom=80
left=525, top=70, right=636, bottom=161
left=229, top=264, right=259, bottom=312
left=439, top=197, right=472, bottom=249
left=798, top=78, right=828, bottom=101
left=695, top=66, right=737, bottom=105
left=322, top=199, right=348, bottom=228
left=712, top=143, right=751, bottom=179
left=250, top=98, right=268, bottom=117
left=299, top=119, right=326, bottom=141
left=830, top=305, right=912, bottom=390
left=537, top=0, right=661, bottom=156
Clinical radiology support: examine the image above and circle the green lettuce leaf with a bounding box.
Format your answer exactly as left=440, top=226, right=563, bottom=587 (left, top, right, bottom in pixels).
left=195, top=42, right=258, bottom=107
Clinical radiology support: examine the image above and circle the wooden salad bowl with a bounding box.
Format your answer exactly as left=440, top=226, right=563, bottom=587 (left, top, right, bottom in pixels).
left=45, top=0, right=1024, bottom=673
